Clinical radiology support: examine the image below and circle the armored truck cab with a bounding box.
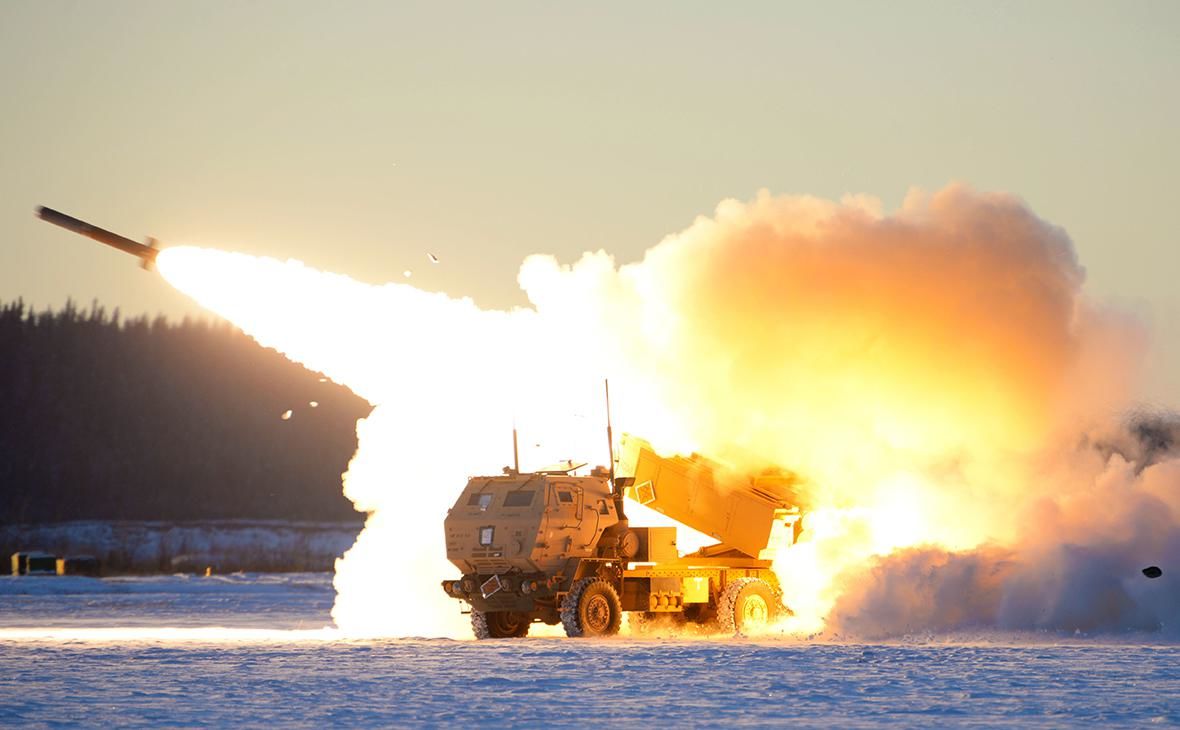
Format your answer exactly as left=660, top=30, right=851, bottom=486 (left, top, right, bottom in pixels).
left=442, top=466, right=634, bottom=638
left=444, top=470, right=622, bottom=578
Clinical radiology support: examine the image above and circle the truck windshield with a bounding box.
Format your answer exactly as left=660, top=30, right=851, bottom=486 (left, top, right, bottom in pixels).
left=504, top=491, right=534, bottom=507
left=467, top=493, right=493, bottom=511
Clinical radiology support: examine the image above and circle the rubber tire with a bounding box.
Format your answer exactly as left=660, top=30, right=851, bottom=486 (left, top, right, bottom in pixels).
left=717, top=578, right=778, bottom=636
left=471, top=610, right=530, bottom=639
left=561, top=578, right=623, bottom=638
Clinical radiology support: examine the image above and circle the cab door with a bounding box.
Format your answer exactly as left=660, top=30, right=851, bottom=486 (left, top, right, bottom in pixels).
left=548, top=480, right=583, bottom=528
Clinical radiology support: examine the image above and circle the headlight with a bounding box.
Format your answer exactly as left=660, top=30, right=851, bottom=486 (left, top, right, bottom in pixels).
left=451, top=581, right=464, bottom=595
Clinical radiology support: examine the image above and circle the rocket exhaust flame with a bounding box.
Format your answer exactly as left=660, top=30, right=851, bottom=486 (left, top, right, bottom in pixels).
left=146, top=184, right=1177, bottom=639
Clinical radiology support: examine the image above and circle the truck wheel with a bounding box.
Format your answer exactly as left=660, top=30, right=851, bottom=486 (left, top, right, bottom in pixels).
left=471, top=610, right=530, bottom=639
left=561, top=578, right=622, bottom=637
left=718, top=578, right=778, bottom=636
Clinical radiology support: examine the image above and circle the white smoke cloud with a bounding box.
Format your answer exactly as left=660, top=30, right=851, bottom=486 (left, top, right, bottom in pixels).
left=157, top=183, right=1175, bottom=639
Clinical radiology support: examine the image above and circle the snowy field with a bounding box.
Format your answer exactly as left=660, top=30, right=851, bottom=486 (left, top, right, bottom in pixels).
left=2, top=574, right=1179, bottom=727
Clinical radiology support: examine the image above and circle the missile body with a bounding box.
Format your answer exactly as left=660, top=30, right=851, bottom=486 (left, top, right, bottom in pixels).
left=36, top=206, right=159, bottom=270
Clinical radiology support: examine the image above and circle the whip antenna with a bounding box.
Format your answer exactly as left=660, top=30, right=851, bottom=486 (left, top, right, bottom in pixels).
left=512, top=419, right=521, bottom=474
left=605, top=379, right=616, bottom=484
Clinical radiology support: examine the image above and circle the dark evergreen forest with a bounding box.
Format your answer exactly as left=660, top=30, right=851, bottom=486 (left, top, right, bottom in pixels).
left=0, top=299, right=372, bottom=524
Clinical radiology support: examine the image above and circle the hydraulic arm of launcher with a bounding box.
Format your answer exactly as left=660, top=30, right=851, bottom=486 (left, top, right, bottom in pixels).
left=615, top=434, right=804, bottom=560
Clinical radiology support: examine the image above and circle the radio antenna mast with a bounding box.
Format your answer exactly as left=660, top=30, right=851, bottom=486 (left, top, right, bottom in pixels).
left=512, top=419, right=521, bottom=474
left=605, top=379, right=616, bottom=484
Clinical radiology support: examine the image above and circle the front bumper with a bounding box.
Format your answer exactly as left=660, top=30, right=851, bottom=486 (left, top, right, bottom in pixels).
left=440, top=573, right=553, bottom=612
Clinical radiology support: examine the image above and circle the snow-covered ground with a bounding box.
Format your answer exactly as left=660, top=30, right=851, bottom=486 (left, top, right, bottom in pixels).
left=0, top=573, right=333, bottom=629
left=1, top=574, right=1179, bottom=727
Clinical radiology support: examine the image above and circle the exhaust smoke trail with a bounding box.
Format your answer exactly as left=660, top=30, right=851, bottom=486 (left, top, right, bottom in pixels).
left=826, top=412, right=1180, bottom=638
left=156, top=183, right=1176, bottom=638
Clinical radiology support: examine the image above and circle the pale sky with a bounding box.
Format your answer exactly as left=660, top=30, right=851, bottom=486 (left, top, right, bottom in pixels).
left=1, top=1, right=1177, bottom=400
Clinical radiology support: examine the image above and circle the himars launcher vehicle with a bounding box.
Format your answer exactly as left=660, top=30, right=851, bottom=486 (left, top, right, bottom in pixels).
left=442, top=431, right=804, bottom=639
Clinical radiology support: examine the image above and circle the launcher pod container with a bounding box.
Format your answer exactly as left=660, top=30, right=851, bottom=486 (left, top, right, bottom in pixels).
left=441, top=434, right=804, bottom=639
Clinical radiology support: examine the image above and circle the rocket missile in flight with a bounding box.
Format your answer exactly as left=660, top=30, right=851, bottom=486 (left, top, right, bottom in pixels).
left=36, top=206, right=159, bottom=270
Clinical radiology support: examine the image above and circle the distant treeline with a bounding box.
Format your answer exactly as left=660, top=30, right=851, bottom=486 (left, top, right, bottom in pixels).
left=0, top=299, right=372, bottom=524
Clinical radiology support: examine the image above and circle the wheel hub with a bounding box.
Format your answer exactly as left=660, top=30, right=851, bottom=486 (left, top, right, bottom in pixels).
left=742, top=594, right=769, bottom=627
left=585, top=594, right=611, bottom=632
